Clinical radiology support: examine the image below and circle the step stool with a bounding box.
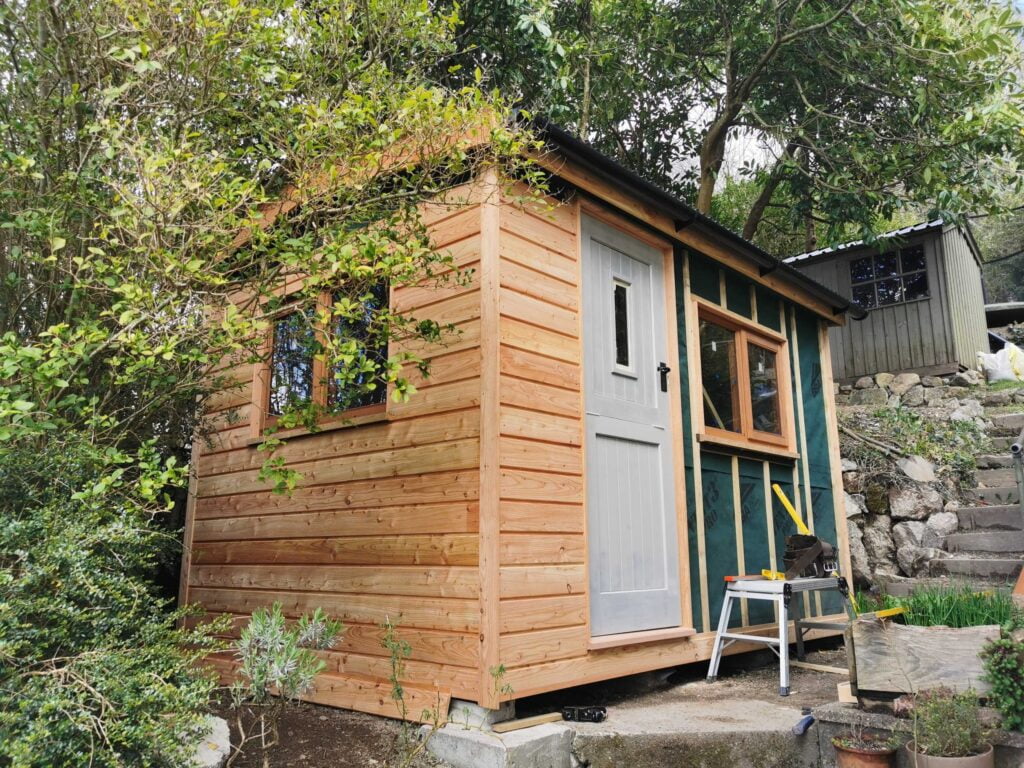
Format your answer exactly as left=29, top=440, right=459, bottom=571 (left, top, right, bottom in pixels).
left=705, top=576, right=854, bottom=696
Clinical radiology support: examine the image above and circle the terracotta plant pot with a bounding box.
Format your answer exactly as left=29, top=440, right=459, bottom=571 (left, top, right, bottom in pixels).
left=904, top=742, right=995, bottom=768
left=832, top=738, right=897, bottom=768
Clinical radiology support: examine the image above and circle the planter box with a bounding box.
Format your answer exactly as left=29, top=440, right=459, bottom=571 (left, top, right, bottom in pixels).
left=848, top=617, right=998, bottom=695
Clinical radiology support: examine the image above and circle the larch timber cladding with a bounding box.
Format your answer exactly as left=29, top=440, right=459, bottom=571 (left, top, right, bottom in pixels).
left=186, top=194, right=485, bottom=719
left=494, top=190, right=592, bottom=688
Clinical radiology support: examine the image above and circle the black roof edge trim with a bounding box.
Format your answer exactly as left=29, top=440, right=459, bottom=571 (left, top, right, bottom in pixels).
left=530, top=118, right=868, bottom=322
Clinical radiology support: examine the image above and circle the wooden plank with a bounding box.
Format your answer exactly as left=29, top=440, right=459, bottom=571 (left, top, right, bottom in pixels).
left=178, top=442, right=201, bottom=610
left=499, top=406, right=582, bottom=446
left=492, top=713, right=563, bottom=733
left=499, top=625, right=588, bottom=667
left=501, top=184, right=578, bottom=234
left=387, top=378, right=481, bottom=419
left=193, top=502, right=478, bottom=541
left=392, top=258, right=480, bottom=314
left=500, top=204, right=577, bottom=258
left=190, top=564, right=478, bottom=599
left=499, top=256, right=578, bottom=310
left=195, top=469, right=480, bottom=520
left=401, top=347, right=481, bottom=389
left=790, top=660, right=848, bottom=675
left=392, top=317, right=481, bottom=359
left=500, top=534, right=585, bottom=566
left=500, top=287, right=578, bottom=338
left=851, top=619, right=997, bottom=694
left=500, top=345, right=580, bottom=391
left=500, top=595, right=587, bottom=634
left=328, top=651, right=477, bottom=700
left=499, top=378, right=581, bottom=419
left=499, top=437, right=582, bottom=475
left=429, top=206, right=481, bottom=250
left=478, top=167, right=503, bottom=708
left=499, top=565, right=586, bottom=598
left=499, top=469, right=584, bottom=503
left=500, top=318, right=581, bottom=364
left=197, top=438, right=478, bottom=498
left=191, top=588, right=479, bottom=633
left=191, top=534, right=479, bottom=567
left=500, top=501, right=584, bottom=534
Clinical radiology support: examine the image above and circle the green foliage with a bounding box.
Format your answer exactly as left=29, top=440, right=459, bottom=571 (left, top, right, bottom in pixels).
left=982, top=624, right=1024, bottom=732
left=856, top=584, right=1017, bottom=628
left=912, top=688, right=989, bottom=757
left=0, top=437, right=224, bottom=767
left=228, top=603, right=343, bottom=766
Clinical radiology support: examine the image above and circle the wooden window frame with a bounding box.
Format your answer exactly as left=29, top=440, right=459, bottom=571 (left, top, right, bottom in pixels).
left=251, top=289, right=388, bottom=441
left=694, top=298, right=795, bottom=454
left=848, top=245, right=929, bottom=310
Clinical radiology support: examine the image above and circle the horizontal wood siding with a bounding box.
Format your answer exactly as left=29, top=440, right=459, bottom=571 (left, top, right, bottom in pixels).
left=183, top=186, right=487, bottom=713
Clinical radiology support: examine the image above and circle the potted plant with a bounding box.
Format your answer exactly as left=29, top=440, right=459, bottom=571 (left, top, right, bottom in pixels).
left=831, top=727, right=897, bottom=768
left=906, top=688, right=993, bottom=767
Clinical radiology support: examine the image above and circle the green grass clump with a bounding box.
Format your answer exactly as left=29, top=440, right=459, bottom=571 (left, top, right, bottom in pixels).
left=856, top=584, right=1017, bottom=628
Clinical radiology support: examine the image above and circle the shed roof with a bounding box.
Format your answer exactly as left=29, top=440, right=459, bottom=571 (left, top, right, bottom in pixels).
left=784, top=219, right=945, bottom=266
left=535, top=120, right=866, bottom=320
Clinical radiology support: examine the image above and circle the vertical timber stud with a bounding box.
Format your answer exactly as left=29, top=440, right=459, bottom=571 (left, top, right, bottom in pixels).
left=788, top=305, right=816, bottom=618
left=820, top=323, right=855, bottom=586
left=731, top=456, right=748, bottom=626
left=177, top=439, right=201, bottom=615
left=478, top=166, right=502, bottom=709
left=683, top=254, right=711, bottom=632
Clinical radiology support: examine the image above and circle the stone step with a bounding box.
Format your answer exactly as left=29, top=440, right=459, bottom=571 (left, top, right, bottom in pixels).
left=945, top=530, right=1024, bottom=553
left=989, top=436, right=1015, bottom=451
left=968, top=486, right=1020, bottom=505
left=976, top=467, right=1020, bottom=487
left=988, top=412, right=1024, bottom=436
left=876, top=575, right=1016, bottom=597
left=931, top=556, right=1023, bottom=580
left=958, top=504, right=1024, bottom=531
left=975, top=454, right=1014, bottom=469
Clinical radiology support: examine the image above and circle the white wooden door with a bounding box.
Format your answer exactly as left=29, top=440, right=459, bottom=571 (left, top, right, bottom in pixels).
left=582, top=215, right=681, bottom=637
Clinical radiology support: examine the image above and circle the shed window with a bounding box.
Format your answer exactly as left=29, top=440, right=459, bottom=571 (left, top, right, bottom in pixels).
left=613, top=281, right=631, bottom=369
left=265, top=284, right=388, bottom=420
left=697, top=301, right=793, bottom=451
left=849, top=245, right=928, bottom=309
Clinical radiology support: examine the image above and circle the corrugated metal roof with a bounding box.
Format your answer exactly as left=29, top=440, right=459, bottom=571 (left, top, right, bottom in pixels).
left=784, top=219, right=945, bottom=265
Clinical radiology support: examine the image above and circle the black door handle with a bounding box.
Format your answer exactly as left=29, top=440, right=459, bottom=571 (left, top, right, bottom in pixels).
left=658, top=362, right=671, bottom=392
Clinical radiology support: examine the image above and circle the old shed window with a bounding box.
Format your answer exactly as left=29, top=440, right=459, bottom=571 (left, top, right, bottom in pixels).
left=849, top=245, right=928, bottom=310
left=697, top=301, right=792, bottom=451
left=265, top=284, right=388, bottom=421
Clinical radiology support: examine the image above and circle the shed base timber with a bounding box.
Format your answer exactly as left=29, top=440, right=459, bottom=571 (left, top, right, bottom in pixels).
left=202, top=618, right=845, bottom=720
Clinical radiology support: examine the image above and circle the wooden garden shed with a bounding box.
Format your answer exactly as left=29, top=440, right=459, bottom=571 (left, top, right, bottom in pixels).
left=180, top=122, right=860, bottom=720
left=785, top=220, right=989, bottom=382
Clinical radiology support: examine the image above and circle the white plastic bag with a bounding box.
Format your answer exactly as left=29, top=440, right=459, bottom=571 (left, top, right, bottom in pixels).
left=979, top=342, right=1024, bottom=382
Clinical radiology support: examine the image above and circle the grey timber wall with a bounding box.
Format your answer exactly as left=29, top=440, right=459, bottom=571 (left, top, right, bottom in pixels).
left=792, top=232, right=956, bottom=381
left=940, top=226, right=989, bottom=371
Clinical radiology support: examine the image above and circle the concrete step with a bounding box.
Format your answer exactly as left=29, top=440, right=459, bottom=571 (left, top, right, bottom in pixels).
left=988, top=412, right=1024, bottom=436
left=958, top=504, right=1024, bottom=531
left=976, top=467, right=1019, bottom=487
left=968, top=486, right=1020, bottom=505
left=975, top=454, right=1014, bottom=469
left=931, top=556, right=1023, bottom=580
left=989, top=436, right=1015, bottom=451
left=876, top=574, right=1017, bottom=597
left=945, top=530, right=1024, bottom=553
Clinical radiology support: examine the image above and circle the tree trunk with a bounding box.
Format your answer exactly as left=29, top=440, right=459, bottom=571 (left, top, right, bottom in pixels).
left=742, top=139, right=798, bottom=241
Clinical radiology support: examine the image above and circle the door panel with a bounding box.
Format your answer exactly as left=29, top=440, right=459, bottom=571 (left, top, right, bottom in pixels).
left=582, top=215, right=681, bottom=637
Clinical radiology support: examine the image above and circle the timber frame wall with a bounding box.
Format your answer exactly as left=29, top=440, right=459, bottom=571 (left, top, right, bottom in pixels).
left=180, top=155, right=853, bottom=719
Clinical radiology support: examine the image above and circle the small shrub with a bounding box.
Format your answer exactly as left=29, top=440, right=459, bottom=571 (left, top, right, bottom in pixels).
left=912, top=687, right=989, bottom=757
left=228, top=603, right=343, bottom=768
left=982, top=624, right=1024, bottom=731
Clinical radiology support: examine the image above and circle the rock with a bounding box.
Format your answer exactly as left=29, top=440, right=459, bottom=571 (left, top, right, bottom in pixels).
left=896, top=545, right=948, bottom=577
left=923, top=387, right=947, bottom=406
left=833, top=382, right=840, bottom=395
left=943, top=499, right=959, bottom=513
left=192, top=717, right=230, bottom=768
left=950, top=369, right=981, bottom=387
left=835, top=394, right=850, bottom=405
left=887, top=394, right=901, bottom=408
left=946, top=386, right=970, bottom=398
left=925, top=510, right=959, bottom=543
left=889, top=372, right=921, bottom=396
left=855, top=375, right=875, bottom=389
left=847, top=521, right=872, bottom=587
left=888, top=484, right=943, bottom=520
left=864, top=484, right=890, bottom=514
left=892, top=521, right=925, bottom=549
left=862, top=514, right=895, bottom=568
left=850, top=388, right=888, bottom=406
left=896, top=455, right=937, bottom=483
left=875, top=372, right=895, bottom=390
left=1015, top=391, right=1024, bottom=404
left=841, top=458, right=858, bottom=472
left=983, top=390, right=1012, bottom=407
left=901, top=384, right=925, bottom=407
left=950, top=398, right=983, bottom=421
left=839, top=384, right=853, bottom=394
left=843, top=471, right=864, bottom=493
left=845, top=492, right=868, bottom=518
left=921, top=376, right=944, bottom=388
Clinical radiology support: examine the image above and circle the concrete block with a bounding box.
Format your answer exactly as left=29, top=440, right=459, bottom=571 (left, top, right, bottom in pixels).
left=449, top=699, right=515, bottom=730
left=423, top=722, right=573, bottom=768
